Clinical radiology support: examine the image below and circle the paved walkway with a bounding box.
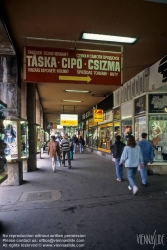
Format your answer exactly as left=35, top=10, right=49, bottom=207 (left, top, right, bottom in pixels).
left=0, top=149, right=167, bottom=250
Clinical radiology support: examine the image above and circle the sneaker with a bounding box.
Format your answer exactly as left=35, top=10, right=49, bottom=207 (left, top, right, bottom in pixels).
left=53, top=170, right=56, bottom=173
left=133, top=186, right=138, bottom=195
left=69, top=166, right=72, bottom=169
left=116, top=178, right=122, bottom=182
left=128, top=185, right=132, bottom=191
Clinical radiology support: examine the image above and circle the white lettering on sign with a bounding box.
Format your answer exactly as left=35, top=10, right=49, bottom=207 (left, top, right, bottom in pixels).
left=27, top=50, right=42, bottom=55
left=151, top=95, right=167, bottom=109
left=88, top=60, right=120, bottom=72
left=26, top=55, right=57, bottom=68
left=62, top=58, right=82, bottom=69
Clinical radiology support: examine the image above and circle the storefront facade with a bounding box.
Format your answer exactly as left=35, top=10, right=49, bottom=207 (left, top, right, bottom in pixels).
left=113, top=55, right=167, bottom=174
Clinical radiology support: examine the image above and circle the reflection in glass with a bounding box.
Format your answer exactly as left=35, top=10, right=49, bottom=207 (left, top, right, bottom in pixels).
left=149, top=115, right=167, bottom=162
left=36, top=125, right=41, bottom=153
left=135, top=116, right=146, bottom=142
left=21, top=121, right=29, bottom=159
left=121, top=120, right=132, bottom=144
left=98, top=123, right=113, bottom=150
left=88, top=127, right=98, bottom=149
left=3, top=120, right=18, bottom=160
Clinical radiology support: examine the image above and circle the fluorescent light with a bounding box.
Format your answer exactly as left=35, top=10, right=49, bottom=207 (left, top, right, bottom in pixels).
left=81, top=33, right=137, bottom=44
left=64, top=90, right=90, bottom=93
left=62, top=100, right=82, bottom=103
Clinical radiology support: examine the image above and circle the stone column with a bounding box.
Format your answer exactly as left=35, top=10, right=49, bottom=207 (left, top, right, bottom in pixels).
left=21, top=79, right=28, bottom=172
left=27, top=83, right=37, bottom=171
left=0, top=56, right=23, bottom=185
left=36, top=90, right=41, bottom=125
left=1, top=162, right=23, bottom=186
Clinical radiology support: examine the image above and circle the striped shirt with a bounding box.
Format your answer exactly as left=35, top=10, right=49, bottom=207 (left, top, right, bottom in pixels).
left=60, top=138, right=70, bottom=151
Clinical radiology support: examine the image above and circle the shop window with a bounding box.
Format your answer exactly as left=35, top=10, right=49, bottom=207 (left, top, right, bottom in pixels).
left=134, top=116, right=146, bottom=142
left=149, top=115, right=167, bottom=162
left=98, top=123, right=113, bottom=150
left=122, top=120, right=132, bottom=144
left=113, top=122, right=121, bottom=142
left=88, top=127, right=98, bottom=149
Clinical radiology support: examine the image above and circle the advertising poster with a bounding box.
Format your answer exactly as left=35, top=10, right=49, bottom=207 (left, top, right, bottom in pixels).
left=134, top=95, right=146, bottom=116
left=149, top=94, right=167, bottom=113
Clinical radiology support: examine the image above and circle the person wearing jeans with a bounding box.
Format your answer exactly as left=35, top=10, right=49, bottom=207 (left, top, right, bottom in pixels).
left=79, top=136, right=85, bottom=154
left=137, top=133, right=154, bottom=187
left=60, top=134, right=72, bottom=169
left=115, top=158, right=123, bottom=181
left=120, top=135, right=144, bottom=195
left=126, top=167, right=138, bottom=188
left=111, top=135, right=125, bottom=182
left=72, top=135, right=78, bottom=154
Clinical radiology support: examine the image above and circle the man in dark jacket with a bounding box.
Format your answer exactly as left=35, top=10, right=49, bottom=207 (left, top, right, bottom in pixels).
left=111, top=135, right=125, bottom=182
left=72, top=135, right=78, bottom=154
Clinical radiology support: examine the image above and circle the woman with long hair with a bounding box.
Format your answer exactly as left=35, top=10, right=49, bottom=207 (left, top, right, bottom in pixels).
left=119, top=135, right=144, bottom=195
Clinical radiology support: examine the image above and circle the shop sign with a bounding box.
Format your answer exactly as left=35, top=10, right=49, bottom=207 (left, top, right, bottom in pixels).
left=82, top=109, right=93, bottom=120
left=134, top=95, right=146, bottom=116
left=88, top=119, right=97, bottom=127
left=24, top=46, right=122, bottom=85
left=60, top=114, right=78, bottom=126
left=113, top=108, right=120, bottom=120
left=149, top=55, right=167, bottom=91
left=93, top=109, right=104, bottom=122
left=149, top=94, right=167, bottom=113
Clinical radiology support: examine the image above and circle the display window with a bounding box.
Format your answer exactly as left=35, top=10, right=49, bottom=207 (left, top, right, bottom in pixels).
left=98, top=123, right=113, bottom=150
left=149, top=115, right=167, bottom=162
left=3, top=120, right=18, bottom=160
left=36, top=125, right=41, bottom=153
left=20, top=121, right=29, bottom=159
left=134, top=116, right=146, bottom=142
left=88, top=127, right=98, bottom=149
left=121, top=120, right=132, bottom=144
left=41, top=129, right=44, bottom=148
left=44, top=131, right=49, bottom=142
left=113, top=122, right=121, bottom=143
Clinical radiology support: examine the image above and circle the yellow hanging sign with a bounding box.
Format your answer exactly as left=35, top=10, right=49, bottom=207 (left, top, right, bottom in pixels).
left=93, top=109, right=104, bottom=122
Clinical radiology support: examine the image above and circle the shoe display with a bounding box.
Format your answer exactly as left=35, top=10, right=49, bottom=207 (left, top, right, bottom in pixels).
left=133, top=186, right=138, bottom=195
left=128, top=185, right=132, bottom=190
left=116, top=178, right=122, bottom=182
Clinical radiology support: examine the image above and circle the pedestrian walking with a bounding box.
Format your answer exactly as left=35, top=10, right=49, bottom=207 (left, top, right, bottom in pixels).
left=79, top=136, right=85, bottom=153
left=48, top=135, right=60, bottom=173
left=137, top=133, right=154, bottom=187
left=73, top=135, right=78, bottom=154
left=110, top=135, right=125, bottom=182
left=119, top=135, right=144, bottom=195
left=60, top=134, right=72, bottom=169
left=70, top=140, right=74, bottom=160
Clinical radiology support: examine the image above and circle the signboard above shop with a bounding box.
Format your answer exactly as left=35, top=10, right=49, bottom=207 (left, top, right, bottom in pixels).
left=24, top=46, right=122, bottom=85
left=93, top=109, right=104, bottom=122
left=60, top=114, right=78, bottom=127
left=149, top=94, right=167, bottom=113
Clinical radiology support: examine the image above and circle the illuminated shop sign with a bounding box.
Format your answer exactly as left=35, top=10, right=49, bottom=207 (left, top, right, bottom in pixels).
left=60, top=114, right=78, bottom=126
